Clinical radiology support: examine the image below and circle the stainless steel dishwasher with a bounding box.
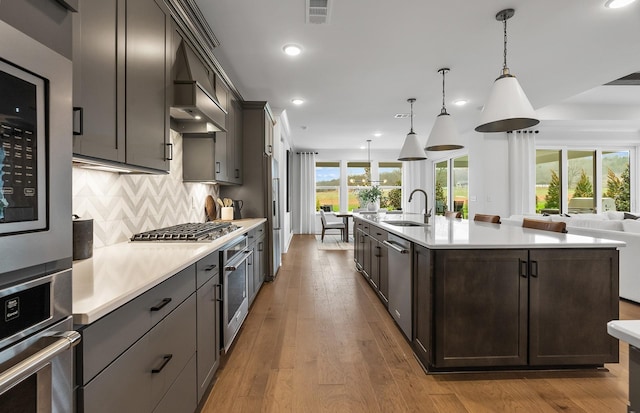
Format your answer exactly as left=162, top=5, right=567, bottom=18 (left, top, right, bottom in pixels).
left=383, top=234, right=412, bottom=340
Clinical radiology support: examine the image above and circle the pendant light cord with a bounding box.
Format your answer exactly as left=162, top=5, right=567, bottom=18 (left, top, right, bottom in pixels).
left=502, top=14, right=509, bottom=73
left=440, top=69, right=449, bottom=115
left=409, top=99, right=415, bottom=133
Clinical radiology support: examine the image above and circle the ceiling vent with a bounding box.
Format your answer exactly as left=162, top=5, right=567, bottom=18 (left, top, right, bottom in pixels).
left=605, top=72, right=640, bottom=86
left=394, top=113, right=410, bottom=119
left=306, top=0, right=331, bottom=24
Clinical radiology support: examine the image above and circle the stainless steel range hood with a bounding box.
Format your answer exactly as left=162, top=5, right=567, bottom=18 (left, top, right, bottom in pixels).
left=170, top=40, right=226, bottom=134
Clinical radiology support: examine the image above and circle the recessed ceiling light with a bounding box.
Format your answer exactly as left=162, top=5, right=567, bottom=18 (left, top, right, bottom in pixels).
left=360, top=146, right=366, bottom=149
left=283, top=44, right=302, bottom=56
left=194, top=115, right=202, bottom=120
left=291, top=98, right=305, bottom=105
left=373, top=132, right=382, bottom=137
left=452, top=99, right=468, bottom=106
left=605, top=0, right=636, bottom=7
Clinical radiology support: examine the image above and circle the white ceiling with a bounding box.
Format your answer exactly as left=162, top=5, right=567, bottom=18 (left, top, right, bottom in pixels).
left=194, top=0, right=640, bottom=152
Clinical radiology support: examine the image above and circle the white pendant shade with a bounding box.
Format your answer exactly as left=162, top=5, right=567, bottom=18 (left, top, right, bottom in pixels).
left=398, top=132, right=426, bottom=161
left=475, top=75, right=539, bottom=133
left=425, top=113, right=464, bottom=151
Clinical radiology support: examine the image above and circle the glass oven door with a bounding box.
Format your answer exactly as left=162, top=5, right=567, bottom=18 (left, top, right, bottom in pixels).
left=222, top=249, right=251, bottom=351
left=0, top=317, right=80, bottom=413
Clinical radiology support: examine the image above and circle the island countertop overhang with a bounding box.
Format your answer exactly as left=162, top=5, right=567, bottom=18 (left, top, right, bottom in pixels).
left=354, top=213, right=625, bottom=250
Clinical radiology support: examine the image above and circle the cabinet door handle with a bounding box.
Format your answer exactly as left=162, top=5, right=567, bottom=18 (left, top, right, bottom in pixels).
left=258, top=241, right=263, bottom=252
left=216, top=161, right=221, bottom=174
left=214, top=283, right=222, bottom=302
left=519, top=259, right=528, bottom=278
left=204, top=264, right=217, bottom=272
left=374, top=246, right=381, bottom=257
left=530, top=260, right=538, bottom=277
left=150, top=298, right=172, bottom=312
left=151, top=354, right=173, bottom=373
left=235, top=169, right=240, bottom=178
left=73, top=107, right=83, bottom=135
left=165, top=143, right=173, bottom=160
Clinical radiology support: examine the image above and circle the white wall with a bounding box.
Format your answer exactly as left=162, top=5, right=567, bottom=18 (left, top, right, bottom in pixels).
left=272, top=109, right=294, bottom=253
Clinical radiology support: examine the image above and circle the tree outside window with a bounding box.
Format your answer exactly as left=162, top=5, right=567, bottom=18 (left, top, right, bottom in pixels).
left=603, top=150, right=630, bottom=212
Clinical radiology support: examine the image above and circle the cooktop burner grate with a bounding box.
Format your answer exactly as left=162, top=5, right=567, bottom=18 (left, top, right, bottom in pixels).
left=130, top=222, right=239, bottom=242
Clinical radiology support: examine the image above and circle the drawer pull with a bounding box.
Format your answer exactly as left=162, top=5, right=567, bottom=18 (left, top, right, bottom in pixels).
left=151, top=354, right=173, bottom=373
left=204, top=264, right=217, bottom=272
left=150, top=298, right=172, bottom=312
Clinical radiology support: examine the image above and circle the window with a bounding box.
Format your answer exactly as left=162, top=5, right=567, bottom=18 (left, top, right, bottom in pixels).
left=434, top=155, right=468, bottom=217
left=567, top=150, right=596, bottom=213
left=347, top=161, right=370, bottom=211
left=315, top=162, right=340, bottom=212
left=435, top=161, right=448, bottom=216
left=535, top=150, right=561, bottom=213
left=452, top=156, right=469, bottom=217
left=535, top=148, right=631, bottom=214
left=379, top=162, right=402, bottom=210
left=602, top=150, right=630, bottom=212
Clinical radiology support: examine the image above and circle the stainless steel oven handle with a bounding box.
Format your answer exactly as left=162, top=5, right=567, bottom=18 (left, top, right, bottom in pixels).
left=225, top=250, right=253, bottom=271
left=0, top=331, right=81, bottom=394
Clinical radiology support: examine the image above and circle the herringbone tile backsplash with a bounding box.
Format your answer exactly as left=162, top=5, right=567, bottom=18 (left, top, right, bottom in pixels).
left=72, top=131, right=219, bottom=248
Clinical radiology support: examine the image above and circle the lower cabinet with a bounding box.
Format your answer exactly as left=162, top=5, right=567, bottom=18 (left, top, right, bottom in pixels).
left=354, top=219, right=389, bottom=306
left=413, top=244, right=432, bottom=366
left=418, top=247, right=619, bottom=371
left=196, top=273, right=221, bottom=402
left=80, top=294, right=197, bottom=413
left=248, top=224, right=266, bottom=306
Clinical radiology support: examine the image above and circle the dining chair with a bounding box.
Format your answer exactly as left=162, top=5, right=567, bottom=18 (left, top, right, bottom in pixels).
left=319, top=210, right=345, bottom=242
left=473, top=213, right=501, bottom=224
left=444, top=210, right=462, bottom=219
left=522, top=218, right=567, bottom=233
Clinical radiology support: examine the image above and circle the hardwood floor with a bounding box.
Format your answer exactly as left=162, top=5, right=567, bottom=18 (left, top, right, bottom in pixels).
left=201, top=235, right=640, bottom=412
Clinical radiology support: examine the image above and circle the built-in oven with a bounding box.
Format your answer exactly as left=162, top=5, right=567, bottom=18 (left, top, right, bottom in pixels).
left=0, top=269, right=80, bottom=413
left=220, top=234, right=251, bottom=351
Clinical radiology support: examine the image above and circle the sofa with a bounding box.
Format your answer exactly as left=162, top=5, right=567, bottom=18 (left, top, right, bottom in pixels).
left=502, top=211, right=640, bottom=304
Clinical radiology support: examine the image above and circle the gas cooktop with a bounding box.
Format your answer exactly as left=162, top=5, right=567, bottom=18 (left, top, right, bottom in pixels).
left=130, top=222, right=240, bottom=242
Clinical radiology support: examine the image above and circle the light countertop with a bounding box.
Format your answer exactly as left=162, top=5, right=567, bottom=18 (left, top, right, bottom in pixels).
left=608, top=320, right=640, bottom=348
left=357, top=213, right=625, bottom=249
left=72, top=218, right=266, bottom=325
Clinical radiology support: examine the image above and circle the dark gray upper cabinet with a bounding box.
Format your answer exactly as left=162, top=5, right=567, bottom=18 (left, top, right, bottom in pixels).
left=0, top=0, right=74, bottom=59
left=72, top=0, right=172, bottom=172
left=181, top=76, right=243, bottom=185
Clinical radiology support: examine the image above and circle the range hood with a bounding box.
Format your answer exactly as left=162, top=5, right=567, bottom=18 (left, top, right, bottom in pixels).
left=170, top=40, right=226, bottom=134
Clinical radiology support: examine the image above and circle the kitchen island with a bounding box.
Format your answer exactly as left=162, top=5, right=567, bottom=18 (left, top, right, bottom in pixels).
left=354, top=213, right=623, bottom=372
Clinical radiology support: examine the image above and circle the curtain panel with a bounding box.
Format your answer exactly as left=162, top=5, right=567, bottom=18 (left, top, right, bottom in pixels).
left=298, top=152, right=316, bottom=234
left=508, top=133, right=536, bottom=215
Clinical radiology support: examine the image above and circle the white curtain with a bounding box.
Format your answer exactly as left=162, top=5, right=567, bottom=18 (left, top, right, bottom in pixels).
left=298, top=152, right=316, bottom=234
left=508, top=133, right=536, bottom=215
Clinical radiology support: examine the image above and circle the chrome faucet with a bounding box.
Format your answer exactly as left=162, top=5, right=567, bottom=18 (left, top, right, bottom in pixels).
left=408, top=189, right=431, bottom=224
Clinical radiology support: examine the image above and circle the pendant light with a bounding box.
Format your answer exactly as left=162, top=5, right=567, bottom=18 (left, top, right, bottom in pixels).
left=425, top=68, right=464, bottom=151
left=398, top=98, right=427, bottom=161
left=475, top=9, right=539, bottom=133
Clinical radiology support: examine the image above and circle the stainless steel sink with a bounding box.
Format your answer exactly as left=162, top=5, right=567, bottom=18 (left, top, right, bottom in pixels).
left=383, top=220, right=429, bottom=227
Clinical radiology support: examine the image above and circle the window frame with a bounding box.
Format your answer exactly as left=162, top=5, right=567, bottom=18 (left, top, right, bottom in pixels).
left=535, top=145, right=634, bottom=214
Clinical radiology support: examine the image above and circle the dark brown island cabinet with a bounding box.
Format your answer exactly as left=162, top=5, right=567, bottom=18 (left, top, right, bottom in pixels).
left=355, top=217, right=620, bottom=372
left=355, top=219, right=389, bottom=306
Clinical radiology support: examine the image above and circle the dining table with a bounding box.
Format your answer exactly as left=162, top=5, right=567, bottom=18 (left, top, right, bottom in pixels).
left=335, top=212, right=354, bottom=242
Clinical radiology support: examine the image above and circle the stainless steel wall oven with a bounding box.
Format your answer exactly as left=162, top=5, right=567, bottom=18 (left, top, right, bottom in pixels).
left=220, top=235, right=251, bottom=351
left=0, top=16, right=75, bottom=413
left=0, top=270, right=80, bottom=413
